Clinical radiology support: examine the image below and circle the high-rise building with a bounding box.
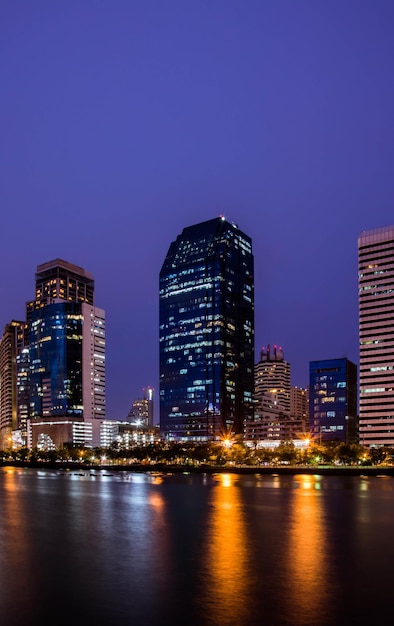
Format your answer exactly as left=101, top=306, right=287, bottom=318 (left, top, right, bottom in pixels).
left=358, top=226, right=394, bottom=447
left=290, top=385, right=309, bottom=433
left=250, top=346, right=305, bottom=442
left=27, top=259, right=105, bottom=448
left=254, top=345, right=291, bottom=415
left=16, top=342, right=31, bottom=447
left=0, top=320, right=29, bottom=449
left=159, top=216, right=254, bottom=440
left=309, top=358, right=357, bottom=444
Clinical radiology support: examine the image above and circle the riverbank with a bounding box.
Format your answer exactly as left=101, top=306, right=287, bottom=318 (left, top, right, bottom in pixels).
left=1, top=460, right=394, bottom=476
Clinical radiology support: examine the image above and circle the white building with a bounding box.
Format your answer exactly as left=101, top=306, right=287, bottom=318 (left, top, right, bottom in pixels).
left=255, top=345, right=291, bottom=416
left=358, top=225, right=394, bottom=447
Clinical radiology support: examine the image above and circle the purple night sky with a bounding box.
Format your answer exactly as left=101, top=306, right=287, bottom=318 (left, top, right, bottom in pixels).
left=1, top=1, right=394, bottom=423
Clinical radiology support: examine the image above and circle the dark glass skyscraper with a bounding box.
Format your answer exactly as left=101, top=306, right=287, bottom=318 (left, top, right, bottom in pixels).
left=309, top=358, right=358, bottom=444
left=159, top=216, right=254, bottom=440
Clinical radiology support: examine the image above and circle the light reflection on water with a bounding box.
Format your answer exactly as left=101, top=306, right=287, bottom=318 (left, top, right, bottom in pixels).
left=285, top=475, right=332, bottom=625
left=1, top=468, right=394, bottom=626
left=200, top=473, right=252, bottom=625
left=0, top=469, right=39, bottom=616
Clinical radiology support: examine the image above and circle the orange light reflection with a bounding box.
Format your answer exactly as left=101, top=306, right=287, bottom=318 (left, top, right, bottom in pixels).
left=286, top=474, right=332, bottom=623
left=201, top=473, right=251, bottom=624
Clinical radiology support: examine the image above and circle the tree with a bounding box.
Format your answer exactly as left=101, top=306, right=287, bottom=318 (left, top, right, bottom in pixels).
left=276, top=442, right=297, bottom=464
left=334, top=443, right=363, bottom=465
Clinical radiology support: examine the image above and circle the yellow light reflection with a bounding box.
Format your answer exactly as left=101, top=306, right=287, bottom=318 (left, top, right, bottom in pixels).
left=220, top=472, right=233, bottom=488
left=0, top=469, right=38, bottom=595
left=148, top=491, right=165, bottom=509
left=4, top=467, right=19, bottom=481
left=201, top=474, right=251, bottom=624
left=286, top=475, right=332, bottom=623
left=148, top=474, right=164, bottom=485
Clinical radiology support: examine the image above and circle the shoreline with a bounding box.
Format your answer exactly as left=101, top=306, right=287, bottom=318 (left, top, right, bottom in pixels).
left=1, top=460, right=394, bottom=476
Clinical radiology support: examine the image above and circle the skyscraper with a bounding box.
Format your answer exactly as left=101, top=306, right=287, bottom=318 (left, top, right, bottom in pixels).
left=309, top=358, right=357, bottom=444
left=358, top=226, right=394, bottom=447
left=159, top=216, right=254, bottom=440
left=0, top=320, right=29, bottom=449
left=28, top=259, right=105, bottom=448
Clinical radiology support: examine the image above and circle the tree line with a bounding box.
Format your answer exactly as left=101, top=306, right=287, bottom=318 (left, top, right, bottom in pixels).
left=1, top=439, right=393, bottom=467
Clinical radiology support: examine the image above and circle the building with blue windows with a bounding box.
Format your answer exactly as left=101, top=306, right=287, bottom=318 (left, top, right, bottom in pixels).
left=27, top=259, right=105, bottom=448
left=159, top=216, right=254, bottom=440
left=309, top=358, right=357, bottom=444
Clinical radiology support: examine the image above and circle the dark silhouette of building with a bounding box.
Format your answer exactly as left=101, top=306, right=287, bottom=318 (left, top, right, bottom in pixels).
left=309, top=358, right=357, bottom=444
left=159, top=216, right=254, bottom=440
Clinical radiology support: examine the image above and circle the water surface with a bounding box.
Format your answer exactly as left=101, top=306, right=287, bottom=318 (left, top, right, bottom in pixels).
left=0, top=468, right=392, bottom=626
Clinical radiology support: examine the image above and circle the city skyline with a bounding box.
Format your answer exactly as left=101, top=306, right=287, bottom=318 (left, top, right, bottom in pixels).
left=2, top=2, right=394, bottom=422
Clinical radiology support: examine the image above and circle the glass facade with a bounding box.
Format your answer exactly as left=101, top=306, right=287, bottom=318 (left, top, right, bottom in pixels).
left=16, top=345, right=30, bottom=445
left=26, top=259, right=106, bottom=448
left=159, top=216, right=254, bottom=440
left=29, top=303, right=84, bottom=420
left=309, top=358, right=357, bottom=444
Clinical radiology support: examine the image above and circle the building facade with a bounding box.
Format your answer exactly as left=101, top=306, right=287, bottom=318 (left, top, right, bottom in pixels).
left=246, top=392, right=300, bottom=442
left=126, top=387, right=154, bottom=427
left=249, top=346, right=305, bottom=443
left=159, top=216, right=254, bottom=440
left=358, top=226, right=394, bottom=447
left=27, top=259, right=105, bottom=448
left=255, top=345, right=291, bottom=415
left=290, top=385, right=309, bottom=434
left=309, top=358, right=357, bottom=444
left=0, top=320, right=29, bottom=449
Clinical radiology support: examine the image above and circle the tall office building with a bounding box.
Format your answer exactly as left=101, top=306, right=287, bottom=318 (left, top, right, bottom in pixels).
left=358, top=226, right=394, bottom=447
left=254, top=345, right=291, bottom=415
left=28, top=259, right=105, bottom=448
left=16, top=341, right=31, bottom=447
left=159, top=216, right=254, bottom=440
left=309, top=358, right=357, bottom=444
left=0, top=320, right=29, bottom=449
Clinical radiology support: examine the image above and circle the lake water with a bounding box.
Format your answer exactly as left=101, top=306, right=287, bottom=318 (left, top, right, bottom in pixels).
left=0, top=467, right=393, bottom=626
